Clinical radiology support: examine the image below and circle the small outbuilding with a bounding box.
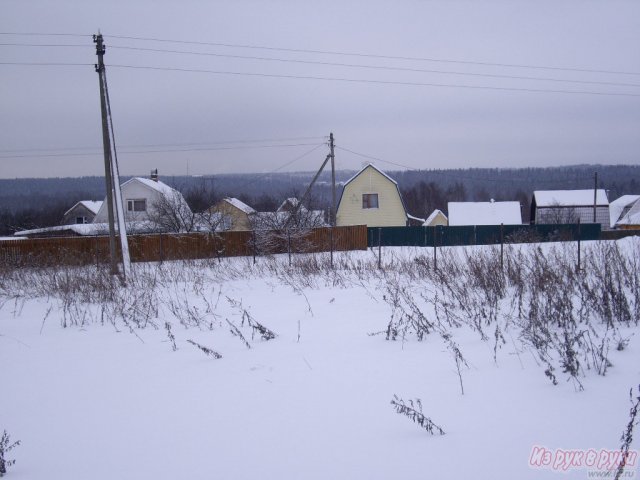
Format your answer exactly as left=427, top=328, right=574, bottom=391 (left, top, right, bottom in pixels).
left=422, top=209, right=448, bottom=227
left=531, top=190, right=609, bottom=228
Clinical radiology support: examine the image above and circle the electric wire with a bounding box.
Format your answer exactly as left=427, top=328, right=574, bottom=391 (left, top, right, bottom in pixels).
left=335, top=145, right=595, bottom=186
left=104, top=33, right=640, bottom=77
left=106, top=64, right=640, bottom=97
left=104, top=44, right=640, bottom=89
left=0, top=143, right=323, bottom=160
left=0, top=136, right=327, bottom=154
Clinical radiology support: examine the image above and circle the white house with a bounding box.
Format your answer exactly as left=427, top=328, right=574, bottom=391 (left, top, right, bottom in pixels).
left=531, top=190, right=609, bottom=228
left=609, top=195, right=640, bottom=229
left=93, top=175, right=192, bottom=229
left=448, top=200, right=522, bottom=226
left=336, top=164, right=408, bottom=227
left=62, top=200, right=103, bottom=225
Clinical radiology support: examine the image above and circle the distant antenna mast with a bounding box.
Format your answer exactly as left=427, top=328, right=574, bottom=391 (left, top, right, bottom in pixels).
left=94, top=32, right=131, bottom=281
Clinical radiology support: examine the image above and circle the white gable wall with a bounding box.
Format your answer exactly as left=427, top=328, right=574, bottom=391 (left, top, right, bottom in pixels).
left=93, top=179, right=165, bottom=223
left=336, top=165, right=406, bottom=227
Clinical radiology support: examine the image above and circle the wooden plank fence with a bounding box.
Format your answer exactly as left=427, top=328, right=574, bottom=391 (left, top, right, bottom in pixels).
left=0, top=225, right=368, bottom=267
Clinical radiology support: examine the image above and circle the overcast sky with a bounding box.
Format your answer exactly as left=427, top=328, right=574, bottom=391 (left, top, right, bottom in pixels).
left=1, top=0, right=639, bottom=179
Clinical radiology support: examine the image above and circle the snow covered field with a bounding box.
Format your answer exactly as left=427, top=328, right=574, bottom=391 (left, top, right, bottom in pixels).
left=1, top=240, right=639, bottom=479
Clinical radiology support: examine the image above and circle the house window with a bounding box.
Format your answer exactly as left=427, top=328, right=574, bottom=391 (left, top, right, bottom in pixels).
left=127, top=199, right=147, bottom=212
left=362, top=193, right=379, bottom=209
left=76, top=216, right=87, bottom=224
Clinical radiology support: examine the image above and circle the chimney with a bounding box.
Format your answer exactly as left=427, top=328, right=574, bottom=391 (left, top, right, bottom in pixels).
left=150, top=169, right=158, bottom=182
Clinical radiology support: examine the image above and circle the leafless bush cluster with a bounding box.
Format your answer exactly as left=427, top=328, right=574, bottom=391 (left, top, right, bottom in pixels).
left=379, top=239, right=640, bottom=390
left=1, top=237, right=638, bottom=390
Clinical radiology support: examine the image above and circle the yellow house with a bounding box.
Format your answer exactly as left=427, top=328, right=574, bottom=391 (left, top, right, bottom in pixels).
left=207, top=198, right=256, bottom=231
left=336, top=164, right=408, bottom=227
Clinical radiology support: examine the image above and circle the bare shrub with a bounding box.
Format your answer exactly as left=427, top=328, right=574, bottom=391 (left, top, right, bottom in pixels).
left=391, top=395, right=445, bottom=435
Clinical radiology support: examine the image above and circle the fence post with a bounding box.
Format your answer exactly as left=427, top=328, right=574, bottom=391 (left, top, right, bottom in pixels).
left=330, top=226, right=334, bottom=268
left=95, top=236, right=99, bottom=268
left=159, top=234, right=164, bottom=264
left=252, top=230, right=257, bottom=264
left=377, top=227, right=382, bottom=269
left=433, top=226, right=438, bottom=271
left=287, top=229, right=292, bottom=266
left=577, top=219, right=581, bottom=273
left=500, top=223, right=504, bottom=271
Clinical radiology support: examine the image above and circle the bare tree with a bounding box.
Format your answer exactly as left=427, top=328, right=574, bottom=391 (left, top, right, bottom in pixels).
left=147, top=190, right=197, bottom=233
left=249, top=197, right=326, bottom=255
left=538, top=202, right=580, bottom=224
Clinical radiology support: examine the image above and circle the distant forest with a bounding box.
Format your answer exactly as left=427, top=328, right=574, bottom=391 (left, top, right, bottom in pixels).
left=1, top=164, right=639, bottom=235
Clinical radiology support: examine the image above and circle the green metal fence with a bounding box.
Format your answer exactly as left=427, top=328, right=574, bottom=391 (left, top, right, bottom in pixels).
left=367, top=223, right=602, bottom=248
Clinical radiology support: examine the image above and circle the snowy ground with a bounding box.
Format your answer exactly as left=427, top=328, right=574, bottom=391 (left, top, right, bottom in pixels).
left=1, top=241, right=639, bottom=479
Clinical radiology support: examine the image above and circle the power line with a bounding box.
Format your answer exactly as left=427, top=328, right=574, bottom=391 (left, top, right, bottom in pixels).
left=0, top=32, right=90, bottom=37
left=0, top=142, right=323, bottom=160
left=2, top=31, right=638, bottom=77
left=105, top=33, right=640, bottom=77
left=0, top=43, right=91, bottom=48
left=104, top=45, right=640, bottom=89
left=0, top=62, right=92, bottom=66
left=106, top=64, right=640, bottom=97
left=232, top=143, right=327, bottom=192
left=335, top=145, right=594, bottom=185
left=0, top=136, right=327, bottom=154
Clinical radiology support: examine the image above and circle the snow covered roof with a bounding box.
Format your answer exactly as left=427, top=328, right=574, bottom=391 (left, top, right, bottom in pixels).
left=534, top=189, right=609, bottom=207
left=609, top=195, right=640, bottom=227
left=14, top=221, right=161, bottom=238
left=63, top=200, right=103, bottom=217
left=224, top=198, right=256, bottom=215
left=423, top=209, right=447, bottom=226
left=407, top=214, right=425, bottom=223
left=448, top=201, right=522, bottom=226
left=123, top=177, right=178, bottom=197
left=617, top=197, right=640, bottom=226
left=14, top=223, right=109, bottom=237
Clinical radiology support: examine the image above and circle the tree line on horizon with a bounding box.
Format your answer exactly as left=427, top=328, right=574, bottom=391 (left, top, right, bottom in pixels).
left=1, top=164, right=638, bottom=235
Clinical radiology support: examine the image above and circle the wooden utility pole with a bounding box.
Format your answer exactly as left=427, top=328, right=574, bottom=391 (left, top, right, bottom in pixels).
left=94, top=33, right=118, bottom=275
left=94, top=32, right=131, bottom=281
left=593, top=172, right=598, bottom=223
left=329, top=133, right=336, bottom=226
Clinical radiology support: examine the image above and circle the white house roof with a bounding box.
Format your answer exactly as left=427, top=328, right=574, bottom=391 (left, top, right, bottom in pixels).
left=423, top=209, right=447, bottom=226
left=609, top=195, right=640, bottom=227
left=448, top=201, right=522, bottom=226
left=63, top=200, right=103, bottom=217
left=617, top=197, right=640, bottom=226
left=124, top=177, right=178, bottom=197
left=534, top=189, right=609, bottom=207
left=224, top=197, right=256, bottom=215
